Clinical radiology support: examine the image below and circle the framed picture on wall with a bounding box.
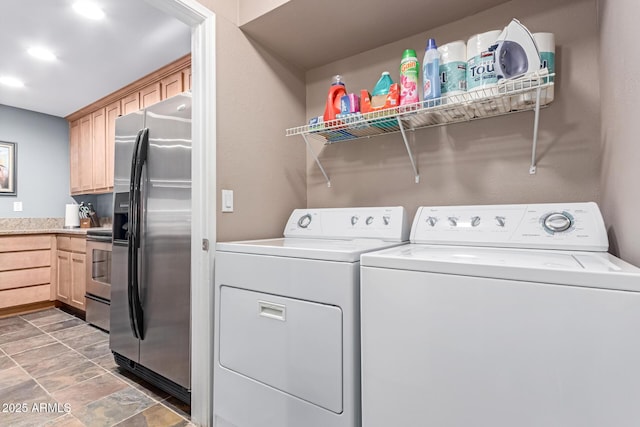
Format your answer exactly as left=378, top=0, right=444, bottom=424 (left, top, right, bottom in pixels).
left=0, top=141, right=17, bottom=196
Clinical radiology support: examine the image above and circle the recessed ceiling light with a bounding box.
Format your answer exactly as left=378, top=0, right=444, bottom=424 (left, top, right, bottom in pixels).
left=0, top=76, right=25, bottom=88
left=72, top=1, right=105, bottom=20
left=28, top=47, right=57, bottom=61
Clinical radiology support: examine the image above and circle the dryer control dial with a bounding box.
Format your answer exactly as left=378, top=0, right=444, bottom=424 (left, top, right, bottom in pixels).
left=543, top=212, right=573, bottom=233
left=297, top=214, right=312, bottom=228
left=471, top=216, right=481, bottom=227
left=448, top=217, right=458, bottom=227
left=366, top=216, right=374, bottom=225
left=351, top=215, right=359, bottom=226
left=426, top=216, right=438, bottom=227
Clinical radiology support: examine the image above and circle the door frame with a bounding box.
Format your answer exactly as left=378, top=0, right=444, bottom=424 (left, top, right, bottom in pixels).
left=143, top=1, right=216, bottom=425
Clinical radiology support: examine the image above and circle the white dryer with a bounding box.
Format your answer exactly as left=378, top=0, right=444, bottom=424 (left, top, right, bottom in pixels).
left=214, top=207, right=409, bottom=427
left=360, top=202, right=640, bottom=427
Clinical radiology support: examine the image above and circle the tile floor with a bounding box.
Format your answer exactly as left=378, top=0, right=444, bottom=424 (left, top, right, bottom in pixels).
left=0, top=308, right=193, bottom=427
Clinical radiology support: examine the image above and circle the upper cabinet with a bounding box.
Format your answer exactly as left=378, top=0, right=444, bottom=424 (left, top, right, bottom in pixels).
left=69, top=120, right=81, bottom=194
left=122, top=93, right=140, bottom=115
left=78, top=115, right=93, bottom=193
left=162, top=70, right=185, bottom=100
left=183, top=68, right=192, bottom=92
left=105, top=101, right=121, bottom=190
left=140, top=82, right=162, bottom=109
left=92, top=108, right=108, bottom=191
left=66, top=54, right=191, bottom=195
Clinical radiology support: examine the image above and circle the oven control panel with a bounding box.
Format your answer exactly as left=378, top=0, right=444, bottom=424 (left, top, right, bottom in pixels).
left=411, top=202, right=608, bottom=251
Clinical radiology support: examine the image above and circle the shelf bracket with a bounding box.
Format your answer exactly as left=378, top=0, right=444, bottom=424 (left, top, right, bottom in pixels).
left=301, top=133, right=331, bottom=187
left=397, top=117, right=420, bottom=183
left=529, top=86, right=543, bottom=174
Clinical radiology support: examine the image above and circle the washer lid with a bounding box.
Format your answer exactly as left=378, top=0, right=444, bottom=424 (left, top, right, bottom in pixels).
left=361, top=244, right=640, bottom=292
left=216, top=238, right=408, bottom=262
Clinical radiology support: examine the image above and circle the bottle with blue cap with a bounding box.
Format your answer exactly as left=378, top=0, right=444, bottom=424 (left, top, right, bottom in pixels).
left=422, top=38, right=441, bottom=106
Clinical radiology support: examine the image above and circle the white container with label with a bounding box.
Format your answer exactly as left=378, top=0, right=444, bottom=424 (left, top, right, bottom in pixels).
left=466, top=30, right=507, bottom=115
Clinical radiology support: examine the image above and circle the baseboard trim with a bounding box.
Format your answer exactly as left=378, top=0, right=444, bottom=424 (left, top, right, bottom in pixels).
left=0, top=301, right=55, bottom=319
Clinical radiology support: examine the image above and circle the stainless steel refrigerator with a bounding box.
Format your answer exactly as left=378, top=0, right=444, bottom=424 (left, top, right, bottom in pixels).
left=110, top=93, right=191, bottom=404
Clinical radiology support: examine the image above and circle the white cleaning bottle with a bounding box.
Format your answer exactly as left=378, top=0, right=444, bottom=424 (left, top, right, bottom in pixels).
left=422, top=38, right=441, bottom=107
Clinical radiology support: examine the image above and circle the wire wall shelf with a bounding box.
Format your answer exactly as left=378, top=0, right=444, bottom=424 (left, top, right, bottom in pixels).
left=286, top=72, right=555, bottom=186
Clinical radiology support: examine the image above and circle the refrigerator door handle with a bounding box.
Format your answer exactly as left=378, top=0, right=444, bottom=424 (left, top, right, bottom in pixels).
left=130, top=128, right=149, bottom=340
left=128, top=129, right=143, bottom=339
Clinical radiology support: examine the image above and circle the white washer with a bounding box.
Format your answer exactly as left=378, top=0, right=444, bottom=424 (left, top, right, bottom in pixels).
left=360, top=202, right=640, bottom=427
left=214, top=207, right=409, bottom=427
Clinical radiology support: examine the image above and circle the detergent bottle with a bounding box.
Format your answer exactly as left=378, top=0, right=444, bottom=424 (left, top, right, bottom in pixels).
left=372, top=72, right=393, bottom=96
left=422, top=38, right=441, bottom=106
left=323, top=75, right=347, bottom=122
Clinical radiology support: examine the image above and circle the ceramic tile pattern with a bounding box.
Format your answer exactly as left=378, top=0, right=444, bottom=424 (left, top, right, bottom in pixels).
left=0, top=309, right=193, bottom=427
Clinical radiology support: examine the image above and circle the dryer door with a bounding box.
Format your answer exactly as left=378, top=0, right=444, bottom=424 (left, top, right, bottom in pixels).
left=219, top=286, right=343, bottom=413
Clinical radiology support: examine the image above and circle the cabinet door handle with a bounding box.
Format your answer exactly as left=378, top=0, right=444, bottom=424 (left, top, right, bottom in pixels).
left=258, top=301, right=286, bottom=321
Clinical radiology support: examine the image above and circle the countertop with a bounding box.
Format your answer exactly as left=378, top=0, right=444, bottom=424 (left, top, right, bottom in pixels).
left=0, top=228, right=89, bottom=236
left=0, top=218, right=111, bottom=237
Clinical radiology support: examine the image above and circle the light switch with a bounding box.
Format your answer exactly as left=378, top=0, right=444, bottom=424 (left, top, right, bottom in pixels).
left=222, top=189, right=233, bottom=212
left=13, top=201, right=23, bottom=212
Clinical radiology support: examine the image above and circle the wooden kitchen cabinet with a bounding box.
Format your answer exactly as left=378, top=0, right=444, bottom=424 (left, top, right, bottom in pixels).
left=69, top=120, right=81, bottom=194
left=105, top=100, right=121, bottom=189
left=69, top=114, right=95, bottom=195
left=140, top=82, right=162, bottom=108
left=122, top=92, right=140, bottom=115
left=79, top=114, right=93, bottom=193
left=92, top=107, right=108, bottom=191
left=0, top=235, right=53, bottom=312
left=162, top=70, right=184, bottom=99
left=56, top=236, right=86, bottom=311
left=66, top=54, right=191, bottom=195
left=70, top=253, right=86, bottom=309
left=55, top=250, right=71, bottom=303
left=183, top=68, right=191, bottom=91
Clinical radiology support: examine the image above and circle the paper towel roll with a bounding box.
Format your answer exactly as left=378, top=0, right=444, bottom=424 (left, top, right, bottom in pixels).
left=438, top=40, right=471, bottom=117
left=466, top=30, right=505, bottom=115
left=534, top=32, right=555, bottom=104
left=64, top=204, right=80, bottom=228
left=439, top=41, right=467, bottom=95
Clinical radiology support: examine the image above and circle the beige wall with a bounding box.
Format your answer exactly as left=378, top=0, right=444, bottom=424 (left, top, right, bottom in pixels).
left=198, top=0, right=308, bottom=242
left=238, top=0, right=290, bottom=25
left=599, top=0, right=640, bottom=265
left=197, top=0, right=237, bottom=24
left=305, top=0, right=601, bottom=221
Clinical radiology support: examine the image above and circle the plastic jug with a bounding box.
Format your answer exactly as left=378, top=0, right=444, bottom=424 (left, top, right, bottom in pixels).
left=423, top=38, right=441, bottom=105
left=372, top=72, right=393, bottom=96
left=323, top=75, right=347, bottom=122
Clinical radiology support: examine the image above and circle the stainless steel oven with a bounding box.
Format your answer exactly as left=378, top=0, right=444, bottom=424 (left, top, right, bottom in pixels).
left=86, top=228, right=112, bottom=331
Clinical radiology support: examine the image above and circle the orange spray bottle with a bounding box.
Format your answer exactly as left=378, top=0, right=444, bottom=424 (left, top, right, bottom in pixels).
left=323, top=75, right=347, bottom=122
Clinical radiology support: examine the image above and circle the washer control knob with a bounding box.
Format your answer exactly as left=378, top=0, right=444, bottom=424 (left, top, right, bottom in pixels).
left=365, top=216, right=374, bottom=225
left=382, top=215, right=390, bottom=225
left=426, top=216, right=438, bottom=227
left=543, top=212, right=572, bottom=233
left=448, top=217, right=458, bottom=227
left=471, top=216, right=481, bottom=227
left=495, top=216, right=506, bottom=227
left=351, top=215, right=359, bottom=226
left=298, top=214, right=312, bottom=228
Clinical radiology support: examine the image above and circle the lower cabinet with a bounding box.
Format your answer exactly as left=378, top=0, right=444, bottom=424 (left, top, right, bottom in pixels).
left=0, top=235, right=53, bottom=310
left=56, top=236, right=87, bottom=311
